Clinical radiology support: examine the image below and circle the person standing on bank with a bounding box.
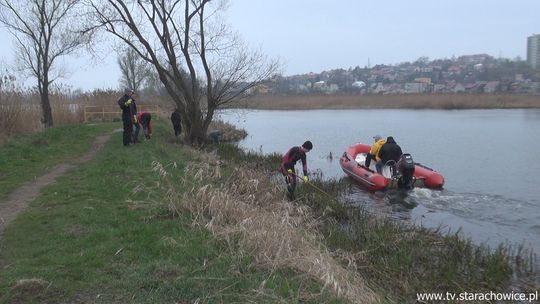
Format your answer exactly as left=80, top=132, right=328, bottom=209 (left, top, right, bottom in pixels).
left=130, top=98, right=139, bottom=143
left=170, top=108, right=182, bottom=138
left=280, top=140, right=313, bottom=200
left=117, top=88, right=137, bottom=146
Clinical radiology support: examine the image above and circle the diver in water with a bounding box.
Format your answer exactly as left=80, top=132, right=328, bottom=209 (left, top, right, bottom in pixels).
left=280, top=140, right=313, bottom=200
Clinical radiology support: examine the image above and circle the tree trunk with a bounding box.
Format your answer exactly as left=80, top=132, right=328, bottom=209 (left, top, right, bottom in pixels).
left=177, top=95, right=211, bottom=145
left=186, top=119, right=207, bottom=146
left=40, top=83, right=54, bottom=128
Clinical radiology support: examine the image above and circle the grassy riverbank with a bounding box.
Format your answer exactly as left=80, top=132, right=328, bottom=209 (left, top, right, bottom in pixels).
left=235, top=94, right=540, bottom=110
left=0, top=123, right=115, bottom=201
left=0, top=121, right=538, bottom=303
left=0, top=122, right=346, bottom=303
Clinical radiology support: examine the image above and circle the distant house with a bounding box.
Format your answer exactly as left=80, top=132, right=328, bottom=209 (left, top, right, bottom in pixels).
left=433, top=84, right=447, bottom=93
left=512, top=81, right=539, bottom=94
left=483, top=81, right=500, bottom=94
left=249, top=84, right=270, bottom=95
left=327, top=84, right=339, bottom=94
left=372, top=82, right=385, bottom=94
left=448, top=65, right=462, bottom=74
left=295, top=84, right=310, bottom=93
left=451, top=83, right=466, bottom=93
left=414, top=67, right=433, bottom=73
left=465, top=83, right=481, bottom=93
left=313, top=81, right=325, bottom=89
left=414, top=77, right=432, bottom=84
left=352, top=81, right=366, bottom=88
left=384, top=83, right=403, bottom=94
left=404, top=82, right=426, bottom=93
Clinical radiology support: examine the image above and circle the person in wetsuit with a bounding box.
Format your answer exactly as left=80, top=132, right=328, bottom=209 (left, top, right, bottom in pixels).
left=170, top=108, right=182, bottom=138
left=280, top=140, right=313, bottom=200
left=378, top=136, right=403, bottom=174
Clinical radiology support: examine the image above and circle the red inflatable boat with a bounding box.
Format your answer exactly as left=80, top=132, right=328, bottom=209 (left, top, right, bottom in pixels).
left=339, top=143, right=444, bottom=191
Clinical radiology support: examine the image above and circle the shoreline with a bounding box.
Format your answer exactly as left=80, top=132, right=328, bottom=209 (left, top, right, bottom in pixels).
left=231, top=93, right=540, bottom=110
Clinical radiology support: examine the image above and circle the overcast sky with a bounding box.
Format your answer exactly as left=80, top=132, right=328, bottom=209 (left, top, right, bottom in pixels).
left=0, top=0, right=539, bottom=91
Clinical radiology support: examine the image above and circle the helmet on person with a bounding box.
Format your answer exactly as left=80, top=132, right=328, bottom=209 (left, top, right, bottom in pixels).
left=124, top=88, right=135, bottom=95
left=373, top=134, right=382, bottom=141
left=302, top=140, right=313, bottom=151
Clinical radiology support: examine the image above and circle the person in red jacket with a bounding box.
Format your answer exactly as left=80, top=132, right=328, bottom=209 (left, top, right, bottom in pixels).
left=280, top=140, right=313, bottom=200
left=135, top=111, right=152, bottom=140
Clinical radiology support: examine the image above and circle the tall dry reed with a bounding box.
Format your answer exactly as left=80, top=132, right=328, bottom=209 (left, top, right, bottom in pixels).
left=152, top=154, right=380, bottom=304
left=0, top=92, right=86, bottom=144
left=0, top=88, right=159, bottom=144
left=239, top=94, right=540, bottom=110
left=0, top=91, right=41, bottom=143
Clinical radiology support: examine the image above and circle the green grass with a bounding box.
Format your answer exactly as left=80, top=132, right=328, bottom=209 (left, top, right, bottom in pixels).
left=0, top=122, right=344, bottom=304
left=0, top=122, right=116, bottom=201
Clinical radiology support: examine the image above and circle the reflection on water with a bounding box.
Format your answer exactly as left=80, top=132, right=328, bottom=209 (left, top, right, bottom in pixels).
left=219, top=109, right=540, bottom=253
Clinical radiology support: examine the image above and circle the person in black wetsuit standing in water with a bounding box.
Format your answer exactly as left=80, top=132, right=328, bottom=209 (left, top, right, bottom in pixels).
left=280, top=140, right=313, bottom=200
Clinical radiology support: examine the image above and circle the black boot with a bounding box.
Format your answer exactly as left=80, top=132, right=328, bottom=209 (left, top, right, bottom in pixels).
left=286, top=184, right=295, bottom=201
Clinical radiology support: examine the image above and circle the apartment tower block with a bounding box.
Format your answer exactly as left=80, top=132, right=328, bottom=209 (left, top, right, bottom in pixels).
left=527, top=34, right=540, bottom=69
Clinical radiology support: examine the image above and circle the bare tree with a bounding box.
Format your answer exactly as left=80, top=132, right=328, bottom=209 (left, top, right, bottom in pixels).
left=117, top=46, right=150, bottom=92
left=89, top=0, right=279, bottom=144
left=0, top=0, right=91, bottom=128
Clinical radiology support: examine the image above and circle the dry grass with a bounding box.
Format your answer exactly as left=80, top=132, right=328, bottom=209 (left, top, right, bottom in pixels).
left=152, top=153, right=380, bottom=304
left=10, top=278, right=51, bottom=303
left=12, top=278, right=50, bottom=293
left=207, top=120, right=247, bottom=142
left=0, top=91, right=88, bottom=144
left=0, top=93, right=41, bottom=143
left=0, top=89, right=173, bottom=144
left=237, top=94, right=540, bottom=110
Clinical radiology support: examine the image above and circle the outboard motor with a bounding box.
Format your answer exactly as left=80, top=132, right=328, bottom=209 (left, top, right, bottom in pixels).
left=397, top=154, right=415, bottom=190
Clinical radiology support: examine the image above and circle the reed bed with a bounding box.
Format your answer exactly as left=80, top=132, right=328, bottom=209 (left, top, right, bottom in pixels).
left=152, top=154, right=380, bottom=304
left=0, top=88, right=176, bottom=144
left=239, top=94, right=540, bottom=110
left=0, top=92, right=94, bottom=144
left=0, top=93, right=41, bottom=143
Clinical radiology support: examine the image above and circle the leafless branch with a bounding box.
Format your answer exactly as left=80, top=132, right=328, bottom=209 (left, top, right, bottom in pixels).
left=87, top=0, right=280, bottom=144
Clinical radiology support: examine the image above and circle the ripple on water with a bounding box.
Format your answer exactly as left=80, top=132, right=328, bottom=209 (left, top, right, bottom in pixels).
left=341, top=183, right=540, bottom=252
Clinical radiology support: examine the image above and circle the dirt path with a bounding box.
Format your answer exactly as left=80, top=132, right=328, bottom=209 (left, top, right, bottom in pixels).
left=0, top=134, right=111, bottom=236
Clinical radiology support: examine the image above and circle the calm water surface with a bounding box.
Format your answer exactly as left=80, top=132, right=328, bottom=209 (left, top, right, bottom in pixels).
left=218, top=109, right=540, bottom=252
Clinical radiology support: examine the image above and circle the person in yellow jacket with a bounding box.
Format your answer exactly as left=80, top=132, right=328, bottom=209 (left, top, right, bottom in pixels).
left=365, top=135, right=385, bottom=173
